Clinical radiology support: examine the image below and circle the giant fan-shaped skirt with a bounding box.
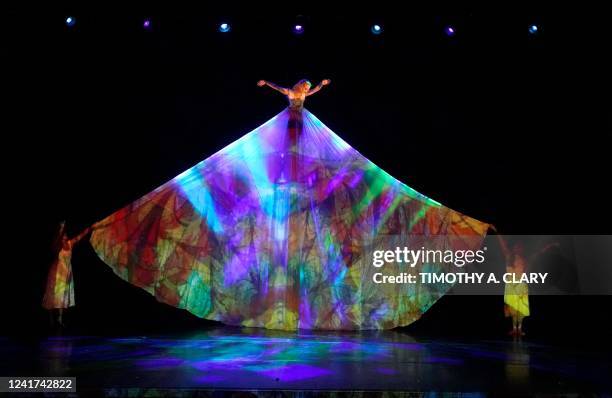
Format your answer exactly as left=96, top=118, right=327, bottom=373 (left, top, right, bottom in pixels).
left=91, top=108, right=488, bottom=330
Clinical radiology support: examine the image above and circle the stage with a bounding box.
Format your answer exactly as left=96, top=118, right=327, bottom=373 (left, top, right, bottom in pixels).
left=2, top=327, right=610, bottom=396
left=4, top=4, right=611, bottom=397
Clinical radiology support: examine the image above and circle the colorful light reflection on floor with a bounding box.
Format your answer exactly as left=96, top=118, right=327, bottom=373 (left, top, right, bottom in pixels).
left=1, top=328, right=610, bottom=394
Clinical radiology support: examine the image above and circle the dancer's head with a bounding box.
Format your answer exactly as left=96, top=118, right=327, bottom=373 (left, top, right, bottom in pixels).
left=293, top=79, right=312, bottom=93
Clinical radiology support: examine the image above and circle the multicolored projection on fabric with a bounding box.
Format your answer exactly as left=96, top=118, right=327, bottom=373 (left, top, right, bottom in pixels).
left=90, top=108, right=489, bottom=330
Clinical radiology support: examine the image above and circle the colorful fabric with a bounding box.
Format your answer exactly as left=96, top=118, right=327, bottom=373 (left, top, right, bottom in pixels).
left=42, top=244, right=75, bottom=309
left=504, top=263, right=530, bottom=318
left=90, top=108, right=489, bottom=330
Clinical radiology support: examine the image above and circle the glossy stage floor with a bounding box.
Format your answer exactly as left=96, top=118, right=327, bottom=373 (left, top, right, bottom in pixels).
left=2, top=327, right=610, bottom=396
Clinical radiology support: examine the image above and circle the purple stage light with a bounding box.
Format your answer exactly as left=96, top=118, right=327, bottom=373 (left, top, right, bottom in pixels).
left=445, top=26, right=455, bottom=36
left=293, top=24, right=304, bottom=34
left=143, top=19, right=152, bottom=29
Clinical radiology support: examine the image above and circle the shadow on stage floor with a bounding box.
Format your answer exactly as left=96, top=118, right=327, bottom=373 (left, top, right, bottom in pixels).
left=1, top=326, right=610, bottom=397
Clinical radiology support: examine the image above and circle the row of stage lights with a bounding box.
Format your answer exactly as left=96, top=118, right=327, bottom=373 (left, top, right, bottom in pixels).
left=64, top=17, right=540, bottom=36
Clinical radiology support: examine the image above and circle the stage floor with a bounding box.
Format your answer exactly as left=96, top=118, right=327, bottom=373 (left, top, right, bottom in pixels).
left=1, top=327, right=610, bottom=395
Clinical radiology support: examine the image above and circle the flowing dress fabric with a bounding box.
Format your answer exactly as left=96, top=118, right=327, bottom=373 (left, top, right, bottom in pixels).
left=504, top=257, right=530, bottom=318
left=90, top=108, right=489, bottom=330
left=42, top=244, right=75, bottom=309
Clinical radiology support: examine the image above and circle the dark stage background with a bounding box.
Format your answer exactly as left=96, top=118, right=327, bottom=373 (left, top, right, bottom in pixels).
left=4, top=4, right=611, bottom=343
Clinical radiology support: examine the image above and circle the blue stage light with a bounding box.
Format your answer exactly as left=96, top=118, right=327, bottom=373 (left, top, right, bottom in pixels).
left=293, top=24, right=304, bottom=34
left=529, top=24, right=539, bottom=34
left=65, top=16, right=75, bottom=27
left=371, top=24, right=382, bottom=35
left=445, top=26, right=455, bottom=37
left=219, top=23, right=231, bottom=33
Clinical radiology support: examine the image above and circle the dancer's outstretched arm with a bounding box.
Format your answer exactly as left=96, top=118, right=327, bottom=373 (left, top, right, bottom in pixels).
left=489, top=225, right=509, bottom=256
left=494, top=230, right=511, bottom=259
left=257, top=80, right=289, bottom=95
left=306, top=79, right=331, bottom=96
left=69, top=226, right=91, bottom=245
left=527, top=242, right=560, bottom=265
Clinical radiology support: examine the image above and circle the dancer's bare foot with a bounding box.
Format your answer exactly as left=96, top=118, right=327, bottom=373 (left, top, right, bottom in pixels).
left=57, top=310, right=65, bottom=328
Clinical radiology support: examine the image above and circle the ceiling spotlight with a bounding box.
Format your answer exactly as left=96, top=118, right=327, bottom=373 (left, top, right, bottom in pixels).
left=444, top=26, right=455, bottom=37
left=371, top=24, right=383, bottom=35
left=65, top=16, right=75, bottom=27
left=528, top=24, right=539, bottom=34
left=293, top=24, right=304, bottom=34
left=219, top=22, right=231, bottom=33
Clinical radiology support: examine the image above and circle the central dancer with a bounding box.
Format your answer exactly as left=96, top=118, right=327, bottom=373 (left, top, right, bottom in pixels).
left=254, top=79, right=332, bottom=329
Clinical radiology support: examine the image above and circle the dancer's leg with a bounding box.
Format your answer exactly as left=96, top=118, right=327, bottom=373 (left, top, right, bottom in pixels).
left=509, top=315, right=518, bottom=336
left=517, top=316, right=525, bottom=336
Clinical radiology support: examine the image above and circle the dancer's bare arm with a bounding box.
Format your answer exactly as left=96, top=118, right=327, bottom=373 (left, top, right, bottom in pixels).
left=257, top=80, right=289, bottom=95
left=528, top=242, right=560, bottom=264
left=493, top=230, right=511, bottom=259
left=307, top=79, right=331, bottom=96
left=70, top=226, right=92, bottom=245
